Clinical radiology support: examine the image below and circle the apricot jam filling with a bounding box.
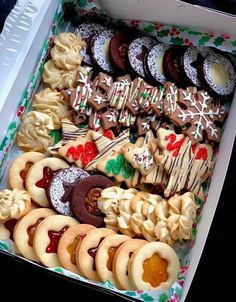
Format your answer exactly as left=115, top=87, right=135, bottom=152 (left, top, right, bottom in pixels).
left=106, top=245, right=121, bottom=271
left=142, top=253, right=168, bottom=287
left=20, top=162, right=33, bottom=188
left=46, top=226, right=68, bottom=253
left=67, top=235, right=86, bottom=265
left=27, top=218, right=44, bottom=247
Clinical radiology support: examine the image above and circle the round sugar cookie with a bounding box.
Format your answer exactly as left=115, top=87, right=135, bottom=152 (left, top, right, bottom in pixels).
left=25, top=158, right=69, bottom=207
left=13, top=208, right=56, bottom=261
left=33, top=215, right=78, bottom=267
left=8, top=152, right=46, bottom=190
left=95, top=234, right=131, bottom=286
left=76, top=228, right=115, bottom=281
left=112, top=239, right=147, bottom=290
left=128, top=242, right=180, bottom=290
left=57, top=224, right=96, bottom=274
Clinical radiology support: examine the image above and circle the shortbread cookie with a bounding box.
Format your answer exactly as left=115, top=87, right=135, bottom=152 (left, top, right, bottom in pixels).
left=58, top=224, right=96, bottom=274
left=0, top=189, right=31, bottom=221
left=13, top=208, right=56, bottom=261
left=0, top=219, right=18, bottom=240
left=8, top=152, right=46, bottom=190
left=50, top=32, right=85, bottom=70
left=71, top=175, right=114, bottom=227
left=76, top=228, right=115, bottom=281
left=26, top=158, right=69, bottom=207
left=43, top=59, right=82, bottom=90
left=46, top=167, right=89, bottom=216
left=96, top=234, right=131, bottom=286
left=112, top=239, right=147, bottom=290
left=33, top=215, right=78, bottom=267
left=128, top=242, right=180, bottom=290
left=17, top=111, right=54, bottom=153
left=32, top=88, right=72, bottom=130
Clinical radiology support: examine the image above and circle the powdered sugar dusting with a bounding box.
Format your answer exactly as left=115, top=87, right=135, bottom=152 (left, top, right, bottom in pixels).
left=48, top=167, right=89, bottom=216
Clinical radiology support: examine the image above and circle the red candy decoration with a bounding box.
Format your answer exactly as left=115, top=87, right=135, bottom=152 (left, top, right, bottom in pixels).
left=46, top=226, right=68, bottom=253
left=66, top=142, right=98, bottom=167
left=195, top=147, right=208, bottom=161
left=102, top=129, right=114, bottom=141
left=165, top=134, right=185, bottom=157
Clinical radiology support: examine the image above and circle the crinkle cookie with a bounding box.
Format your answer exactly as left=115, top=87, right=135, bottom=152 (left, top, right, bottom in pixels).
left=32, top=88, right=72, bottom=129
left=43, top=60, right=82, bottom=90
left=0, top=188, right=31, bottom=221
left=51, top=32, right=86, bottom=70
left=17, top=111, right=54, bottom=153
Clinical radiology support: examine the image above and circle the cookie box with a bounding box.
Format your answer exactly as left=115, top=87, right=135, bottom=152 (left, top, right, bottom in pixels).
left=0, top=1, right=236, bottom=301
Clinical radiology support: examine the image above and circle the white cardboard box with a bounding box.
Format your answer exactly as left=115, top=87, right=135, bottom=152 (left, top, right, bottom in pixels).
left=0, top=1, right=236, bottom=301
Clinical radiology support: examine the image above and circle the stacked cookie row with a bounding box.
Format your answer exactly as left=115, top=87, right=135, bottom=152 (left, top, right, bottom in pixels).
left=8, top=206, right=180, bottom=291
left=74, top=23, right=236, bottom=97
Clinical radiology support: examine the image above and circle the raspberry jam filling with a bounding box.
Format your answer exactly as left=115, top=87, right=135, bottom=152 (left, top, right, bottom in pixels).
left=46, top=226, right=68, bottom=253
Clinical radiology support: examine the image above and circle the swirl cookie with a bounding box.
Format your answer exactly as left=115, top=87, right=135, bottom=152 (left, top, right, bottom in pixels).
left=46, top=167, right=89, bottom=216
left=8, top=152, right=46, bottom=190
left=0, top=189, right=31, bottom=221
left=95, top=234, right=131, bottom=286
left=71, top=175, right=114, bottom=227
left=112, top=239, right=147, bottom=290
left=50, top=32, right=85, bottom=70
left=13, top=208, right=56, bottom=261
left=16, top=111, right=54, bottom=153
left=57, top=224, right=96, bottom=274
left=76, top=227, right=115, bottom=281
left=32, top=88, right=72, bottom=130
left=128, top=242, right=180, bottom=290
left=33, top=215, right=78, bottom=267
left=26, top=158, right=69, bottom=207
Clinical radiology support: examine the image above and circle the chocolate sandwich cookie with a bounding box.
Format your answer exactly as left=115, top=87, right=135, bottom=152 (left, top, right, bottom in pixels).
left=91, top=29, right=116, bottom=74
left=163, top=46, right=189, bottom=87
left=71, top=175, right=114, bottom=227
left=109, top=31, right=131, bottom=74
left=46, top=167, right=89, bottom=216
left=74, top=23, right=107, bottom=66
left=128, top=36, right=158, bottom=78
left=201, top=52, right=236, bottom=96
left=145, top=43, right=171, bottom=84
left=183, top=46, right=213, bottom=87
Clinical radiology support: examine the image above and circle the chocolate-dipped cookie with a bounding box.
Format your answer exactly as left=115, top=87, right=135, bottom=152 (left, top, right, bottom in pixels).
left=145, top=43, right=171, bottom=84
left=128, top=36, right=158, bottom=78
left=183, top=46, right=213, bottom=87
left=71, top=175, right=114, bottom=226
left=74, top=23, right=107, bottom=66
left=91, top=29, right=116, bottom=74
left=109, top=31, right=131, bottom=73
left=202, top=52, right=236, bottom=96
left=46, top=167, right=90, bottom=216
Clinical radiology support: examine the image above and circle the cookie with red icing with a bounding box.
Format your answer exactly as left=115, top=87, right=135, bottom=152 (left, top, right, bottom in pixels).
left=71, top=175, right=114, bottom=227
left=46, top=167, right=90, bottom=216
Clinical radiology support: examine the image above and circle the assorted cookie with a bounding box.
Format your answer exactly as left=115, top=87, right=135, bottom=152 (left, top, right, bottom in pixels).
left=3, top=20, right=236, bottom=294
